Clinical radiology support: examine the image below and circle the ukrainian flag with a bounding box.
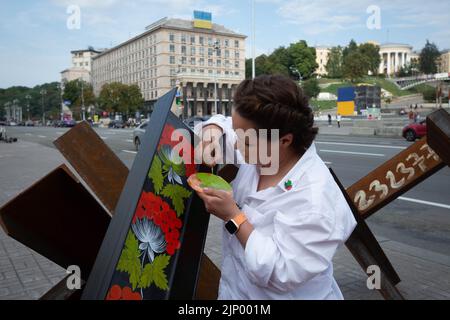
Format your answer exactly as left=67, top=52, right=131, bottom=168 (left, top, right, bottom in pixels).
left=194, top=11, right=212, bottom=29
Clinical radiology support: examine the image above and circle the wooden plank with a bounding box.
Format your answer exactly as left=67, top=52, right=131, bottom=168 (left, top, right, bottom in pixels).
left=0, top=165, right=111, bottom=280
left=346, top=234, right=404, bottom=300
left=330, top=169, right=401, bottom=287
left=427, top=109, right=450, bottom=166
left=194, top=254, right=221, bottom=300
left=54, top=121, right=128, bottom=214
left=346, top=137, right=445, bottom=219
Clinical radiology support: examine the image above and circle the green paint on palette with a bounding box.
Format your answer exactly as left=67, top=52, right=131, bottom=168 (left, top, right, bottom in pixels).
left=196, top=173, right=232, bottom=191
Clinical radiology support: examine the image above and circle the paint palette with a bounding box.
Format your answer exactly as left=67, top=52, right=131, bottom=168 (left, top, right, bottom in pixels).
left=187, top=173, right=232, bottom=193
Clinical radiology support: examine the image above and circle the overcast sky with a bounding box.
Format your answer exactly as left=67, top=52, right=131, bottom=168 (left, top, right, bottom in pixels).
left=1, top=0, right=449, bottom=88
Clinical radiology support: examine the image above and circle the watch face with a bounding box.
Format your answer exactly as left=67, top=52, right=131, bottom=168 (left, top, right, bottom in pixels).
left=225, top=220, right=238, bottom=234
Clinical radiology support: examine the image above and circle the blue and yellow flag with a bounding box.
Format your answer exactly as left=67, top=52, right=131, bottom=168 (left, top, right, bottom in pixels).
left=194, top=11, right=212, bottom=29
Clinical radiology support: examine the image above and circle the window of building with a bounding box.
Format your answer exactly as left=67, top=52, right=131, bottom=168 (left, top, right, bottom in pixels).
left=225, top=39, right=229, bottom=47
left=199, top=58, right=205, bottom=66
left=190, top=46, right=196, bottom=56
left=234, top=61, right=239, bottom=68
left=191, top=57, right=196, bottom=65
left=235, top=51, right=240, bottom=59
left=216, top=49, right=221, bottom=57
left=234, top=40, right=239, bottom=48
left=181, top=56, right=187, bottom=65
left=181, top=46, right=187, bottom=54
left=170, top=44, right=175, bottom=53
left=190, top=36, right=195, bottom=44
left=199, top=36, right=204, bottom=45
left=217, top=59, right=221, bottom=67
left=208, top=48, right=213, bottom=57
left=208, top=37, right=213, bottom=46
left=208, top=59, right=213, bottom=67
left=181, top=34, right=187, bottom=43
left=199, top=47, right=205, bottom=56
left=225, top=60, right=230, bottom=68
left=225, top=50, right=230, bottom=58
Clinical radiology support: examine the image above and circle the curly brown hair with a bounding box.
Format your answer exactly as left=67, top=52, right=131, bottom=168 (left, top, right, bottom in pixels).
left=233, top=75, right=319, bottom=154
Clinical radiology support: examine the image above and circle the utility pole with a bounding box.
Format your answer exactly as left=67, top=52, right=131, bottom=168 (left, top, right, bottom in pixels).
left=58, top=83, right=64, bottom=121
left=252, top=0, right=256, bottom=79
left=213, top=40, right=220, bottom=115
left=40, top=89, right=46, bottom=126
left=80, top=81, right=86, bottom=121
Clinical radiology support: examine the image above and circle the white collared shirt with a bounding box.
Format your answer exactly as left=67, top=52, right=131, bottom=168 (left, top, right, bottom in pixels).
left=195, top=115, right=357, bottom=300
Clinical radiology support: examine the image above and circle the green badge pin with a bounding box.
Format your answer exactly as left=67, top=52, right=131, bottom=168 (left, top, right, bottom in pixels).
left=284, top=180, right=293, bottom=191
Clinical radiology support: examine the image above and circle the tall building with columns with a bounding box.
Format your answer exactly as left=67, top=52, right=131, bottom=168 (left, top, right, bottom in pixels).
left=378, top=43, right=413, bottom=76
left=91, top=16, right=246, bottom=117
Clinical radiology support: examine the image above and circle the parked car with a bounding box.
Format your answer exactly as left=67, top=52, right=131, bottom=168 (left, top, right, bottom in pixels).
left=402, top=120, right=427, bottom=141
left=25, top=120, right=34, bottom=127
left=133, top=121, right=148, bottom=151
left=62, top=119, right=77, bottom=127
left=109, top=119, right=126, bottom=129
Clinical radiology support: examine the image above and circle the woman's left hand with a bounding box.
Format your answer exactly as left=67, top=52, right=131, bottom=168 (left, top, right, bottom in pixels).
left=196, top=188, right=241, bottom=221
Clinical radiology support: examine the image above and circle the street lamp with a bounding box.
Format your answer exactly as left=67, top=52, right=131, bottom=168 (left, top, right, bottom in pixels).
left=213, top=40, right=221, bottom=115
left=57, top=83, right=64, bottom=121
left=40, top=89, right=47, bottom=126
left=78, top=80, right=86, bottom=121
left=25, top=95, right=31, bottom=121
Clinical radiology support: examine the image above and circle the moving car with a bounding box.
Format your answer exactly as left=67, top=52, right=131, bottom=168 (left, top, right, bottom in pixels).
left=402, top=120, right=427, bottom=142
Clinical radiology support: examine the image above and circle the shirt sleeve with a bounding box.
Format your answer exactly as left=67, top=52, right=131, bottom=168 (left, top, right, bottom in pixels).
left=193, top=115, right=244, bottom=166
left=243, top=206, right=343, bottom=293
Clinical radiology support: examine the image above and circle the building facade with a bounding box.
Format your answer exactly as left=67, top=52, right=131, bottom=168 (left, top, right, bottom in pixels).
left=315, top=46, right=331, bottom=76
left=91, top=17, right=246, bottom=117
left=61, top=48, right=101, bottom=83
left=378, top=43, right=413, bottom=76
left=438, top=50, right=450, bottom=73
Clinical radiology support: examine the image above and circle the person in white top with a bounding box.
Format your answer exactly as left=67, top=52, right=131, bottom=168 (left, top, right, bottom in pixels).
left=193, top=75, right=357, bottom=300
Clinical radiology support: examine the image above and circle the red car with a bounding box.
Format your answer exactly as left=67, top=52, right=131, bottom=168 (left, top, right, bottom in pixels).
left=402, top=120, right=427, bottom=141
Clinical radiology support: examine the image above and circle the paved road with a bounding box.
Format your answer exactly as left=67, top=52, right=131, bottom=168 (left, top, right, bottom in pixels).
left=4, top=126, right=450, bottom=256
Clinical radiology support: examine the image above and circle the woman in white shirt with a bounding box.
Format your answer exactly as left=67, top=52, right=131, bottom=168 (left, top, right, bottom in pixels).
left=194, top=75, right=357, bottom=300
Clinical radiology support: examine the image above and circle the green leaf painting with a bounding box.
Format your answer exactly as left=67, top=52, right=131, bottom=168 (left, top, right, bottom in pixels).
left=139, top=255, right=170, bottom=291
left=148, top=156, right=164, bottom=194
left=117, top=231, right=171, bottom=292
left=161, top=184, right=192, bottom=217
left=117, top=231, right=142, bottom=290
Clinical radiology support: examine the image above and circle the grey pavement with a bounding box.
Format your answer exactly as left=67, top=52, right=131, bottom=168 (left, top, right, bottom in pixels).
left=1, top=135, right=450, bottom=300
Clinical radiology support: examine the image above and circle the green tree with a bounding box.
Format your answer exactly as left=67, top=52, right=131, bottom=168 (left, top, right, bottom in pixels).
left=343, top=51, right=367, bottom=82
left=97, top=82, right=144, bottom=116
left=325, top=47, right=344, bottom=78
left=343, top=40, right=358, bottom=60
left=302, top=78, right=320, bottom=99
left=358, top=43, right=381, bottom=75
left=62, top=79, right=96, bottom=119
left=288, top=41, right=318, bottom=79
left=0, top=82, right=62, bottom=121
left=419, top=40, right=440, bottom=74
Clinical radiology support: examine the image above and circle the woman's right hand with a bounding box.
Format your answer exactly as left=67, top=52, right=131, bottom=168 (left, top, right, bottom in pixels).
left=195, top=124, right=224, bottom=168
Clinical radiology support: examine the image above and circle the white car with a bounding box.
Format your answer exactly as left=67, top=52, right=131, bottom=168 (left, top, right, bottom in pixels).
left=132, top=121, right=148, bottom=151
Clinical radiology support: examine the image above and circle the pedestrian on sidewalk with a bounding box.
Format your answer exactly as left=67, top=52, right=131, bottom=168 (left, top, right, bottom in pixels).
left=336, top=114, right=342, bottom=128
left=328, top=113, right=332, bottom=127
left=194, top=75, right=357, bottom=300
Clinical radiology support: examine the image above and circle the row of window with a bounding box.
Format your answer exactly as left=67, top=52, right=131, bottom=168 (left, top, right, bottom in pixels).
left=169, top=56, right=240, bottom=68
left=169, top=44, right=240, bottom=59
left=73, top=61, right=89, bottom=67
left=169, top=33, right=240, bottom=49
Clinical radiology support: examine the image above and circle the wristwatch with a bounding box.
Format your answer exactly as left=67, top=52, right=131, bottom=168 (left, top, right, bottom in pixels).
left=225, top=212, right=247, bottom=235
